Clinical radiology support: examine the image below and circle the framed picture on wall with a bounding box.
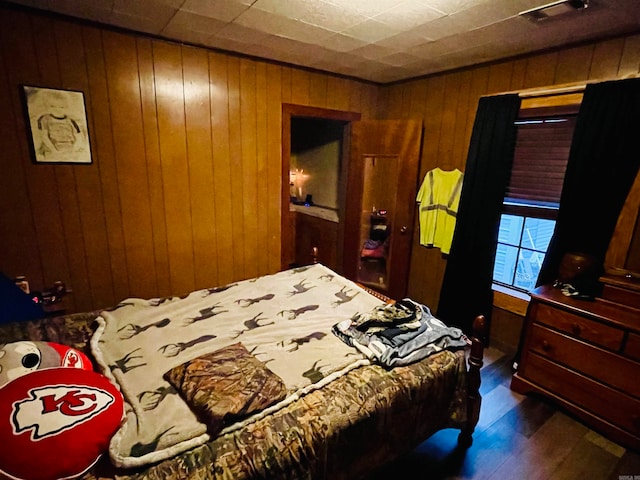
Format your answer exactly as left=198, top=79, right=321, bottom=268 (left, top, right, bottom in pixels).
left=21, top=85, right=92, bottom=164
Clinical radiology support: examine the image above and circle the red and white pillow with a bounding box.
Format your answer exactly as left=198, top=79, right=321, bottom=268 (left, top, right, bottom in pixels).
left=0, top=341, right=92, bottom=388
left=0, top=367, right=123, bottom=480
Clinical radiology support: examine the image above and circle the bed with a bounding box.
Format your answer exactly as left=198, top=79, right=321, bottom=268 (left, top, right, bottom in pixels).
left=0, top=263, right=485, bottom=480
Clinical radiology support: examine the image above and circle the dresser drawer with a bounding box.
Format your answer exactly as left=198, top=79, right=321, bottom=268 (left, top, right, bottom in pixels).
left=525, top=352, right=640, bottom=437
left=527, top=324, right=640, bottom=399
left=626, top=333, right=640, bottom=361
left=534, top=303, right=624, bottom=351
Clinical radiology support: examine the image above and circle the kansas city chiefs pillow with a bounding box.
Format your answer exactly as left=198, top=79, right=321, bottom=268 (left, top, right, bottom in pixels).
left=0, top=341, right=93, bottom=388
left=0, top=368, right=123, bottom=480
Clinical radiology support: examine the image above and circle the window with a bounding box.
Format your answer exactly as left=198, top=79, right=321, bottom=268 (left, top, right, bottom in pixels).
left=492, top=106, right=578, bottom=292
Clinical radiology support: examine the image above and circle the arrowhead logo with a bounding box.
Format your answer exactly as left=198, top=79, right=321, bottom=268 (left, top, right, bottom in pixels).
left=11, top=384, right=115, bottom=440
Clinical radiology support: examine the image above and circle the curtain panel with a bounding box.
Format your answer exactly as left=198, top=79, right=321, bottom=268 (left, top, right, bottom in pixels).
left=437, top=94, right=521, bottom=336
left=537, top=78, right=640, bottom=292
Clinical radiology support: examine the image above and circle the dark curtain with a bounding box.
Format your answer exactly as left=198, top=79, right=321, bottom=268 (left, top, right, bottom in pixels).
left=537, top=78, right=640, bottom=291
left=437, top=94, right=521, bottom=336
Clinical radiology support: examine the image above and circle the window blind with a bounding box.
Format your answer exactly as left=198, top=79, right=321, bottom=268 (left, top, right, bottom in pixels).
left=506, top=114, right=577, bottom=206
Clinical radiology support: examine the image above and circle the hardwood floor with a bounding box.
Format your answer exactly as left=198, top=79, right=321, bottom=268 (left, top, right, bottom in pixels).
left=369, top=348, right=640, bottom=480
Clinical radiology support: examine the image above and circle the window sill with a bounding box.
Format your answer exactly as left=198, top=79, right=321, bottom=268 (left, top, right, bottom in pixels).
left=492, top=284, right=530, bottom=317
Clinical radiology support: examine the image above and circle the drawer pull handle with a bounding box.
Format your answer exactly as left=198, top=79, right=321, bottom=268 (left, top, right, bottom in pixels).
left=571, top=323, right=582, bottom=335
left=541, top=340, right=551, bottom=352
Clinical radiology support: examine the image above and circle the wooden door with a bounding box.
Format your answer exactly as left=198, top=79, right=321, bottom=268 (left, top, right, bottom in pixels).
left=343, top=120, right=422, bottom=300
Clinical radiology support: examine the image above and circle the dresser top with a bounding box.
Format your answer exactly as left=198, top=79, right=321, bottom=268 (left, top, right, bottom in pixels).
left=530, top=285, right=640, bottom=333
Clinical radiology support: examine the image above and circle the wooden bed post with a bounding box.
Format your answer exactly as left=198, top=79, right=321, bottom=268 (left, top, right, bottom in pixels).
left=458, top=314, right=486, bottom=447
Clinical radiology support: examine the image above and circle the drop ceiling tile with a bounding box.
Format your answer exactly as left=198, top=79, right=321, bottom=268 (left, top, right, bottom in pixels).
left=322, top=32, right=369, bottom=52
left=349, top=43, right=396, bottom=60
left=45, top=0, right=114, bottom=23
left=323, top=0, right=409, bottom=19
left=378, top=51, right=423, bottom=66
left=108, top=9, right=174, bottom=35
left=312, top=51, right=369, bottom=70
left=408, top=14, right=469, bottom=41
left=257, top=34, right=328, bottom=65
left=412, top=0, right=494, bottom=16
left=371, top=0, right=445, bottom=30
left=375, top=30, right=432, bottom=50
left=180, top=0, right=250, bottom=22
left=214, top=22, right=271, bottom=45
left=370, top=65, right=414, bottom=83
left=250, top=0, right=366, bottom=32
left=163, top=10, right=227, bottom=36
left=235, top=8, right=334, bottom=44
left=203, top=35, right=253, bottom=55
left=113, top=0, right=177, bottom=19
left=342, top=18, right=402, bottom=43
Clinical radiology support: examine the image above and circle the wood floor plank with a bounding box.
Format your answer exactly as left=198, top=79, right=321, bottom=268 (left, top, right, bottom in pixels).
left=475, top=385, right=525, bottom=432
left=611, top=450, right=640, bottom=479
left=497, top=394, right=556, bottom=438
left=488, top=411, right=589, bottom=480
left=549, top=435, right=620, bottom=480
left=367, top=351, right=640, bottom=480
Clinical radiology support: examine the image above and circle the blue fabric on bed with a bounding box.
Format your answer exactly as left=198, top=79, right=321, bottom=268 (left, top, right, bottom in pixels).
left=0, top=273, right=44, bottom=324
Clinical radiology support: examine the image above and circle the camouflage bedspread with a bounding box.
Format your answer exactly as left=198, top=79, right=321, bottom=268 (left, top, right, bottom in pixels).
left=0, top=270, right=471, bottom=480
left=91, top=264, right=385, bottom=468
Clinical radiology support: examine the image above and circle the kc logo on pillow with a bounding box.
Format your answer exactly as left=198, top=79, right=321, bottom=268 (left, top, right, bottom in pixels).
left=0, top=368, right=123, bottom=480
left=12, top=384, right=116, bottom=440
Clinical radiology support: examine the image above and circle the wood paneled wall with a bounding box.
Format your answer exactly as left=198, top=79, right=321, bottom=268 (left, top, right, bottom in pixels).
left=1, top=4, right=639, bottom=316
left=377, top=34, right=640, bottom=310
left=0, top=5, right=378, bottom=313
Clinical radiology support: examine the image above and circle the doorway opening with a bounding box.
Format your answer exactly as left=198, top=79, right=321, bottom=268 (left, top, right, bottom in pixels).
left=281, top=104, right=360, bottom=271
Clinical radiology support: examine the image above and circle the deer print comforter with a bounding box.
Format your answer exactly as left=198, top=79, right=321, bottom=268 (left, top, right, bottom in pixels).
left=90, top=264, right=384, bottom=469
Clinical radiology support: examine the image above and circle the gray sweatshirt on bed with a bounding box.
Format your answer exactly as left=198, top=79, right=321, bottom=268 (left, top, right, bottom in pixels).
left=332, top=299, right=469, bottom=368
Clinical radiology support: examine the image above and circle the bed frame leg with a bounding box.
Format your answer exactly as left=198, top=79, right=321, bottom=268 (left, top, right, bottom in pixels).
left=458, top=314, right=486, bottom=448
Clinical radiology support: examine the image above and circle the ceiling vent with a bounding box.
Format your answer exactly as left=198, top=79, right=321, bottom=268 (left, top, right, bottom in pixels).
left=520, top=0, right=589, bottom=22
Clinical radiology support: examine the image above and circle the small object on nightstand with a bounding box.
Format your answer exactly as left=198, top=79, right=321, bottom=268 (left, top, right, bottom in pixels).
left=13, top=276, right=29, bottom=294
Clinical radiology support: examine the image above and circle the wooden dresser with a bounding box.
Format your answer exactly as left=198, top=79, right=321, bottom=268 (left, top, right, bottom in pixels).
left=510, top=284, right=640, bottom=451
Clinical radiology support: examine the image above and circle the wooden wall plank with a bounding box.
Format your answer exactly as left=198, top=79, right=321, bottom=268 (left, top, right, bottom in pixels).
left=280, top=66, right=292, bottom=104
left=522, top=52, right=558, bottom=89
left=83, top=28, right=129, bottom=305
left=0, top=10, right=42, bottom=286
left=255, top=61, right=271, bottom=275
left=104, top=31, right=158, bottom=299
left=509, top=58, right=528, bottom=91
left=407, top=80, right=427, bottom=118
left=619, top=34, right=640, bottom=77
left=589, top=38, right=626, bottom=81
left=266, top=64, right=283, bottom=274
left=53, top=22, right=92, bottom=312
left=226, top=56, right=246, bottom=279
left=554, top=45, right=594, bottom=85
left=333, top=77, right=351, bottom=111
left=437, top=72, right=465, bottom=170
left=291, top=68, right=310, bottom=105
left=309, top=71, right=328, bottom=107
left=63, top=26, right=114, bottom=310
left=5, top=11, right=71, bottom=294
left=183, top=45, right=219, bottom=289
left=209, top=52, right=235, bottom=285
left=487, top=62, right=514, bottom=94
left=450, top=69, right=473, bottom=168
left=240, top=58, right=259, bottom=280
left=137, top=37, right=171, bottom=298
left=152, top=40, right=195, bottom=296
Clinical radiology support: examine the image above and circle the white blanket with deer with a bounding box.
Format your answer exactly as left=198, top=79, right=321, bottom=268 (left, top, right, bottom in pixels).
left=91, top=264, right=383, bottom=468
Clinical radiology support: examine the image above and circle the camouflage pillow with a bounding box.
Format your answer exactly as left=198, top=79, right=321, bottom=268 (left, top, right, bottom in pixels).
left=163, top=342, right=287, bottom=436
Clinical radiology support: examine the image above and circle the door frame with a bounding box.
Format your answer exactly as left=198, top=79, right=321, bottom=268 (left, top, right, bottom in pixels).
left=281, top=104, right=361, bottom=270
